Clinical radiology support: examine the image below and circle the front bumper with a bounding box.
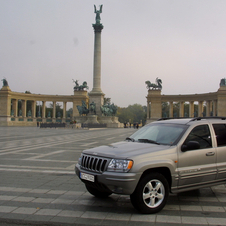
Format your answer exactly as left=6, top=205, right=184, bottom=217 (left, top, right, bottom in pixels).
left=75, top=163, right=141, bottom=195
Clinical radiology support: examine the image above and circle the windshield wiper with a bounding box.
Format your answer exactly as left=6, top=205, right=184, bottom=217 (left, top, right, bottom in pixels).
left=138, top=139, right=160, bottom=145
left=125, top=137, right=135, bottom=142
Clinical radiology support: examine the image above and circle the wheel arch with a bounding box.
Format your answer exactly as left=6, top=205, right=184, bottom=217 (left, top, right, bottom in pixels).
left=139, top=167, right=172, bottom=191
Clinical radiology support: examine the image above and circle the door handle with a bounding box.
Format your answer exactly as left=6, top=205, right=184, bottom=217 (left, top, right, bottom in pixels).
left=206, top=152, right=215, bottom=156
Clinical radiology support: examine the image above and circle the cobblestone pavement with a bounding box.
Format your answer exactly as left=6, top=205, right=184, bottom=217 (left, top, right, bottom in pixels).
left=0, top=127, right=226, bottom=226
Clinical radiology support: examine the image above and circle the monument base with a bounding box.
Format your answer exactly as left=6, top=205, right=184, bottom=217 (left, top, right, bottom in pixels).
left=85, top=115, right=99, bottom=124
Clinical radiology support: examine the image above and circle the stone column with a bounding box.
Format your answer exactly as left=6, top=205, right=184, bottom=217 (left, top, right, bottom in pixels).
left=22, top=100, right=27, bottom=117
left=189, top=101, right=194, bottom=117
left=52, top=101, right=56, bottom=119
left=213, top=100, right=217, bottom=116
left=63, top=102, right=67, bottom=119
left=146, top=101, right=150, bottom=119
left=169, top=102, right=173, bottom=118
left=42, top=101, right=46, bottom=118
left=89, top=20, right=105, bottom=116
left=206, top=100, right=211, bottom=117
left=198, top=101, right=204, bottom=117
left=12, top=99, right=18, bottom=117
left=179, top=102, right=184, bottom=117
left=31, top=101, right=36, bottom=118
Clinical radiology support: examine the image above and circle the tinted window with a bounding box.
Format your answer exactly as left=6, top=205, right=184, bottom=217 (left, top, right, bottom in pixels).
left=213, top=124, right=226, bottom=147
left=184, top=125, right=212, bottom=149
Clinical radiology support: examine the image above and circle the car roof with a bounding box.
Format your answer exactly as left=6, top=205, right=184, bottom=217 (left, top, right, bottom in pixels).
left=150, top=117, right=226, bottom=125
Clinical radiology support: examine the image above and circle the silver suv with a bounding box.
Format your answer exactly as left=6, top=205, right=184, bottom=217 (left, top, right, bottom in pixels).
left=75, top=117, right=226, bottom=214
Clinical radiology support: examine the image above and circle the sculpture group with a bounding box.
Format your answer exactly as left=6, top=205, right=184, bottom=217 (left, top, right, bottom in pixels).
left=145, top=77, right=162, bottom=90
left=73, top=80, right=89, bottom=91
left=77, top=100, right=117, bottom=117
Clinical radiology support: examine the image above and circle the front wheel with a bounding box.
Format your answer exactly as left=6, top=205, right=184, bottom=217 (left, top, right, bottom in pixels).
left=85, top=184, right=112, bottom=198
left=130, top=172, right=169, bottom=214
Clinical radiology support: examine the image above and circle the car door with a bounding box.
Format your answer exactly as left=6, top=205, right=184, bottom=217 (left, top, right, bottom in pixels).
left=178, top=124, right=217, bottom=189
left=212, top=123, right=226, bottom=180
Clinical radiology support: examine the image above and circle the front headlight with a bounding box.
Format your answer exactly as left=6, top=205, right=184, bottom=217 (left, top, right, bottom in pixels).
left=107, top=159, right=133, bottom=172
left=78, top=155, right=82, bottom=165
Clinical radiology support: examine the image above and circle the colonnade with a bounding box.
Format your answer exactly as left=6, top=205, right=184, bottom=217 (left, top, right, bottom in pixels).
left=0, top=86, right=89, bottom=126
left=11, top=99, right=68, bottom=119
left=146, top=87, right=226, bottom=122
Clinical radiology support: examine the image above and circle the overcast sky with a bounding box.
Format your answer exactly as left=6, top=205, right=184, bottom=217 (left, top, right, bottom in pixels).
left=1, top=0, right=226, bottom=107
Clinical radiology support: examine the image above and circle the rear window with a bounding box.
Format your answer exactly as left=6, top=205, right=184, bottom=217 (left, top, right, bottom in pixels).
left=213, top=124, right=226, bottom=147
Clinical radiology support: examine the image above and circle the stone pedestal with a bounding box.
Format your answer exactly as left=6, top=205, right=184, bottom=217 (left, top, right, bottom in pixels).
left=98, top=116, right=113, bottom=124
left=74, top=116, right=87, bottom=124
left=89, top=92, right=104, bottom=116
left=85, top=115, right=99, bottom=124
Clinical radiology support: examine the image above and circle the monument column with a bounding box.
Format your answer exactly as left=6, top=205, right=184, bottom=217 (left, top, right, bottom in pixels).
left=89, top=5, right=105, bottom=116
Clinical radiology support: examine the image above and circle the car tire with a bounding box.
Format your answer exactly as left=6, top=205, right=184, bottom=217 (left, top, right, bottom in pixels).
left=130, top=172, right=169, bottom=214
left=85, top=184, right=112, bottom=198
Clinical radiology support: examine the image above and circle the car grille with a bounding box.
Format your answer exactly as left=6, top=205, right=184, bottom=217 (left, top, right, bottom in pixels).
left=80, top=154, right=109, bottom=173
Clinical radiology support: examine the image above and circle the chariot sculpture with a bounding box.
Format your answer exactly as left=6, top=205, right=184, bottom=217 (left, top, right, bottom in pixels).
left=73, top=79, right=89, bottom=91
left=145, top=77, right=162, bottom=90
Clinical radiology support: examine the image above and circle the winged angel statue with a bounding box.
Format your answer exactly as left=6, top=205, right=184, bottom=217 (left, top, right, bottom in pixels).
left=94, top=5, right=103, bottom=24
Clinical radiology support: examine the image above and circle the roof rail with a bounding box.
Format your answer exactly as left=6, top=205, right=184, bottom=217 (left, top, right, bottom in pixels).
left=157, top=117, right=191, bottom=121
left=190, top=117, right=226, bottom=122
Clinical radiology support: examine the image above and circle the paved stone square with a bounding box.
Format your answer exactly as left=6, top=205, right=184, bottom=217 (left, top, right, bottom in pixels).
left=0, top=127, right=226, bottom=226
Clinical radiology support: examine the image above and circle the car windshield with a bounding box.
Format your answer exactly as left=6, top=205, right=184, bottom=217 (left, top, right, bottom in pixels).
left=129, top=123, right=188, bottom=145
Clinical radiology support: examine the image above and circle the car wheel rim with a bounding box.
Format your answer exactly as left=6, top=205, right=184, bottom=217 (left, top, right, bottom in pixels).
left=142, top=179, right=165, bottom=208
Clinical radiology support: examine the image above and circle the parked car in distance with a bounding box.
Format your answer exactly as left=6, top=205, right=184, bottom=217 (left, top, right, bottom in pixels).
left=75, top=117, right=226, bottom=214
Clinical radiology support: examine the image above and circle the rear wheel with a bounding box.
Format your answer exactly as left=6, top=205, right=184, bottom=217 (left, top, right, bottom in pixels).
left=130, top=172, right=169, bottom=214
left=85, top=184, right=112, bottom=198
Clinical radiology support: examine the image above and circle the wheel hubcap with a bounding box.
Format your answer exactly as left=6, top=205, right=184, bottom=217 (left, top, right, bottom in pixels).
left=142, top=179, right=165, bottom=208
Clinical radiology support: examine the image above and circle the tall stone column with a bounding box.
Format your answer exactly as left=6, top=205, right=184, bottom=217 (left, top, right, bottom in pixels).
left=89, top=5, right=105, bottom=116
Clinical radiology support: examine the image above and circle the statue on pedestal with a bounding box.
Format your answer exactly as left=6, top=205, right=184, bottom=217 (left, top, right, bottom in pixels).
left=89, top=101, right=96, bottom=115
left=1, top=78, right=8, bottom=87
left=220, top=78, right=226, bottom=87
left=73, top=79, right=89, bottom=91
left=145, top=77, right=162, bottom=90
left=77, top=100, right=89, bottom=116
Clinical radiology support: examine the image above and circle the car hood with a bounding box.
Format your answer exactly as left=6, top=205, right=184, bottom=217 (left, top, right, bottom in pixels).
left=82, top=141, right=172, bottom=159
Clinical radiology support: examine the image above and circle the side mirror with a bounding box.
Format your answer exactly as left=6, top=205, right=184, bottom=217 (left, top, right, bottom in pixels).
left=181, top=141, right=200, bottom=152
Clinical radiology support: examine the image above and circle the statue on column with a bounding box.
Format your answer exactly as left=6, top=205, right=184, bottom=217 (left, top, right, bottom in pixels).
left=1, top=78, right=9, bottom=87
left=220, top=78, right=226, bottom=87
left=145, top=77, right=162, bottom=90
left=94, top=5, right=103, bottom=24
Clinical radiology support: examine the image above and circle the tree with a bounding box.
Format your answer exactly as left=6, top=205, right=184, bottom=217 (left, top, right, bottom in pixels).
left=116, top=104, right=146, bottom=125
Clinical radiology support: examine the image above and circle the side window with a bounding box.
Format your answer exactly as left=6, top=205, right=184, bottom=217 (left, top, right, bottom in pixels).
left=184, top=125, right=212, bottom=149
left=213, top=124, right=226, bottom=147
